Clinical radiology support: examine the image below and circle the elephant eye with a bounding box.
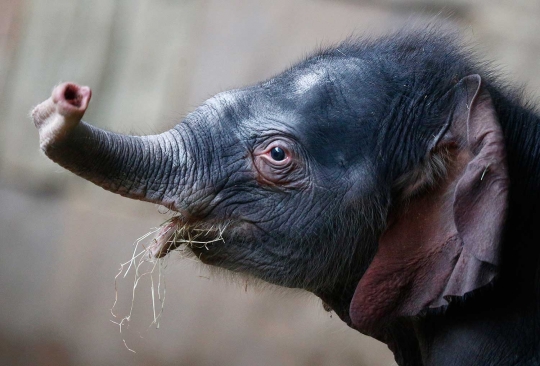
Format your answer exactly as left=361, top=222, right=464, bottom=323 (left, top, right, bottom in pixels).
left=270, top=146, right=286, bottom=161
left=253, top=139, right=299, bottom=186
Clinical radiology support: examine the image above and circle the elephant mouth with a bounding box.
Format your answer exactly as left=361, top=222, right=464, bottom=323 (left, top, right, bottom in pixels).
left=148, top=216, right=227, bottom=259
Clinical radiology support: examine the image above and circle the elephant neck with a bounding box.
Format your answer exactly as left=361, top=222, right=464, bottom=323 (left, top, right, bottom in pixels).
left=411, top=298, right=540, bottom=365
left=384, top=258, right=540, bottom=365
left=384, top=90, right=540, bottom=366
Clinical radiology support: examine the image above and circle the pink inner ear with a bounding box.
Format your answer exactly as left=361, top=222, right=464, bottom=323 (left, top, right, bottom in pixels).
left=349, top=166, right=464, bottom=334
left=349, top=76, right=508, bottom=336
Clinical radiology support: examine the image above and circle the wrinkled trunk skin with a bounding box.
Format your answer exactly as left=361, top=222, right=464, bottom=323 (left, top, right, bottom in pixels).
left=32, top=82, right=190, bottom=210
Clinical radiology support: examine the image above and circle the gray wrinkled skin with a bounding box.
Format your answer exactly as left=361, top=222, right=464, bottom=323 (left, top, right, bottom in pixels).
left=32, top=30, right=540, bottom=365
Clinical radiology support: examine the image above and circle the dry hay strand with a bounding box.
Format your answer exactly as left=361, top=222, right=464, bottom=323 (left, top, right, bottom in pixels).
left=110, top=216, right=226, bottom=353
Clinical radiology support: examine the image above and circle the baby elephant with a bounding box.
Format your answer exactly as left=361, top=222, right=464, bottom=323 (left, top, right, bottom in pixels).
left=32, top=29, right=540, bottom=366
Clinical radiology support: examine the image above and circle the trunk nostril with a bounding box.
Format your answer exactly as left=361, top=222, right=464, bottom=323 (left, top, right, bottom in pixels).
left=51, top=82, right=92, bottom=116
left=63, top=84, right=82, bottom=108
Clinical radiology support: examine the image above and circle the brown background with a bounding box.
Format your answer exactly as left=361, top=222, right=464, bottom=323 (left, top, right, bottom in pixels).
left=1, top=1, right=539, bottom=365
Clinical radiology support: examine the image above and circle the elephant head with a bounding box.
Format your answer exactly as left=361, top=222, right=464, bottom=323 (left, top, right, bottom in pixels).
left=32, top=32, right=508, bottom=339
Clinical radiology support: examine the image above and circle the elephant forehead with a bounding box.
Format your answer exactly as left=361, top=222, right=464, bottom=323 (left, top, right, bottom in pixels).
left=294, top=68, right=326, bottom=95
left=292, top=58, right=366, bottom=93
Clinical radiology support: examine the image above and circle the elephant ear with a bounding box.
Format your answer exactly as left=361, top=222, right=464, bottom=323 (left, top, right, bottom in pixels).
left=350, top=75, right=509, bottom=334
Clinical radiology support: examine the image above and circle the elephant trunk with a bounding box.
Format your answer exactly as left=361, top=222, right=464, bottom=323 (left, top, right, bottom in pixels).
left=32, top=82, right=188, bottom=209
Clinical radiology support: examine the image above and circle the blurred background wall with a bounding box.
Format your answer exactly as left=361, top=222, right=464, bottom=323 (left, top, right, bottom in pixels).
left=1, top=1, right=539, bottom=365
